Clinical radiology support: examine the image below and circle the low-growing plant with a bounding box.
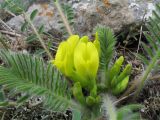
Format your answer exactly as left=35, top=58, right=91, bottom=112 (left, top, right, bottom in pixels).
left=0, top=0, right=146, bottom=119
left=0, top=27, right=141, bottom=120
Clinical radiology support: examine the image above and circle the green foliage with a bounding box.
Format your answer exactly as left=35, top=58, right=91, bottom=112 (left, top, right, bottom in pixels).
left=62, top=4, right=74, bottom=25
left=38, top=25, right=45, bottom=34
left=0, top=0, right=34, bottom=14
left=72, top=109, right=81, bottom=120
left=0, top=87, right=6, bottom=102
left=106, top=56, right=132, bottom=95
left=20, top=9, right=49, bottom=56
left=21, top=21, right=29, bottom=32
left=21, top=9, right=39, bottom=32
left=30, top=9, right=38, bottom=21
left=102, top=95, right=142, bottom=120
left=72, top=82, right=85, bottom=105
left=0, top=25, right=140, bottom=119
left=96, top=28, right=131, bottom=95
left=1, top=0, right=45, bottom=53
left=58, top=3, right=75, bottom=35
left=117, top=25, right=142, bottom=46
left=0, top=0, right=140, bottom=115
left=96, top=27, right=116, bottom=71
left=103, top=96, right=117, bottom=120
left=139, top=4, right=160, bottom=65
left=24, top=25, right=45, bottom=43
left=0, top=50, right=72, bottom=111
left=117, top=104, right=142, bottom=120
left=135, top=4, right=160, bottom=94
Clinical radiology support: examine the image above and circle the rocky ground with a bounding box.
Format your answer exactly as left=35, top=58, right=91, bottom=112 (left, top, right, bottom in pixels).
left=1, top=0, right=159, bottom=34
left=0, top=0, right=160, bottom=120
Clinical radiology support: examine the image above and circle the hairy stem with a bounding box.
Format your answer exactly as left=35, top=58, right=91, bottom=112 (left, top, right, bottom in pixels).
left=23, top=13, right=53, bottom=60
left=54, top=0, right=73, bottom=35
left=135, top=50, right=160, bottom=96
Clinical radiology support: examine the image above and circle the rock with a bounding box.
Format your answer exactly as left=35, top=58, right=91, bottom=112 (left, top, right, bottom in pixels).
left=73, top=0, right=159, bottom=35
left=7, top=3, right=60, bottom=32
left=6, top=0, right=160, bottom=35
left=74, top=0, right=134, bottom=35
left=128, top=0, right=158, bottom=20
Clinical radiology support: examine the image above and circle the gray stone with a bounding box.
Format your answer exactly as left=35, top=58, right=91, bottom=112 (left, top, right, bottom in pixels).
left=0, top=0, right=3, bottom=3
left=74, top=0, right=134, bottom=35
left=128, top=0, right=159, bottom=20
left=6, top=0, right=160, bottom=35
left=73, top=0, right=160, bottom=35
left=7, top=3, right=60, bottom=32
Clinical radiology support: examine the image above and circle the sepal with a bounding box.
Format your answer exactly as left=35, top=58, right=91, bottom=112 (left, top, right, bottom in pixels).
left=116, top=64, right=132, bottom=84
left=86, top=95, right=101, bottom=106
left=105, top=56, right=132, bottom=95
left=111, top=76, right=129, bottom=95
left=109, top=56, right=124, bottom=81
left=72, top=82, right=85, bottom=105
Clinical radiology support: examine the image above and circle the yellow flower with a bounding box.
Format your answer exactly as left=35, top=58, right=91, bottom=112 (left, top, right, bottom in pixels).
left=52, top=34, right=99, bottom=89
left=74, top=39, right=99, bottom=88
left=53, top=34, right=100, bottom=105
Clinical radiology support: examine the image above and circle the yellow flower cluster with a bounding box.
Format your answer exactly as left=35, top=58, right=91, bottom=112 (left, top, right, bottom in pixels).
left=52, top=34, right=100, bottom=92
left=52, top=32, right=131, bottom=105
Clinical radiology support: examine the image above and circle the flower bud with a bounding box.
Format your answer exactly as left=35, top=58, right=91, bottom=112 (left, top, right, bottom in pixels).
left=111, top=76, right=129, bottom=95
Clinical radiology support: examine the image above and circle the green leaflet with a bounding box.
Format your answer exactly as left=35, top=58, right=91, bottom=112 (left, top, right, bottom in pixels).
left=105, top=56, right=132, bottom=95
left=106, top=56, right=124, bottom=87
left=114, top=64, right=132, bottom=85
left=102, top=95, right=142, bottom=120
left=96, top=26, right=116, bottom=71
left=133, top=4, right=160, bottom=95
left=0, top=50, right=72, bottom=111
left=111, top=76, right=129, bottom=95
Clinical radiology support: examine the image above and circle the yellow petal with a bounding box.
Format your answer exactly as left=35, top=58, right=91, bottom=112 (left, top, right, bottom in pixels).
left=53, top=35, right=80, bottom=76
left=67, top=35, right=80, bottom=53
left=80, top=36, right=89, bottom=43
left=64, top=52, right=74, bottom=76
left=74, top=41, right=99, bottom=85
left=54, top=41, right=68, bottom=68
left=74, top=42, right=87, bottom=77
left=93, top=32, right=100, bottom=55
left=86, top=42, right=99, bottom=79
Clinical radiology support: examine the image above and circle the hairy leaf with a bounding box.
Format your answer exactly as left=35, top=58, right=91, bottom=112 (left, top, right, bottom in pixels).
left=96, top=27, right=116, bottom=71
left=0, top=50, right=73, bottom=111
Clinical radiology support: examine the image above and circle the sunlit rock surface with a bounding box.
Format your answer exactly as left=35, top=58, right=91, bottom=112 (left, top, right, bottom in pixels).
left=6, top=0, right=160, bottom=35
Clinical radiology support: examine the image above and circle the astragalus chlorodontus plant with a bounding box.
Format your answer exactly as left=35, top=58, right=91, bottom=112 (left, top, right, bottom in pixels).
left=0, top=27, right=141, bottom=120
left=52, top=34, right=100, bottom=106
